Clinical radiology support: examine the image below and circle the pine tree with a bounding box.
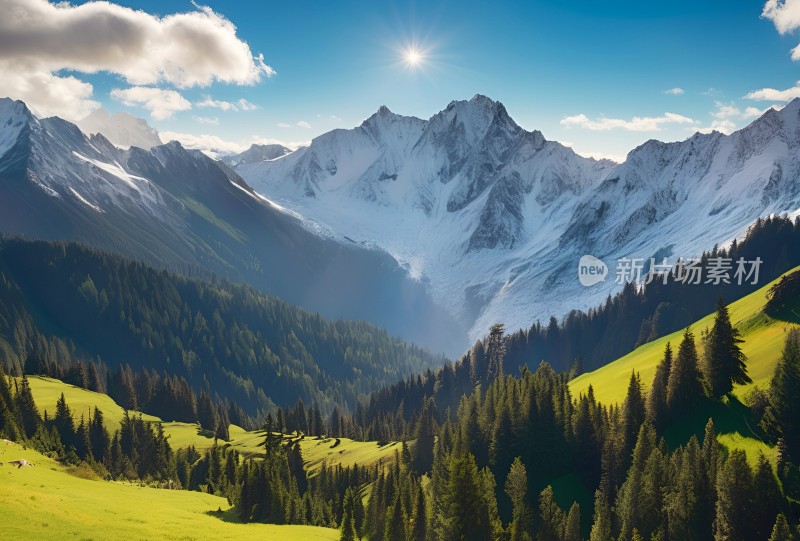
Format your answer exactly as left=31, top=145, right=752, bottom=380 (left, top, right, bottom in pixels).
left=713, top=450, right=755, bottom=541
left=53, top=392, right=75, bottom=450
left=589, top=489, right=612, bottom=541
left=14, top=375, right=41, bottom=438
left=762, top=329, right=800, bottom=467
left=486, top=324, right=505, bottom=383
left=703, top=298, right=750, bottom=398
left=538, top=486, right=564, bottom=541
left=411, top=482, right=427, bottom=541
left=646, top=343, right=671, bottom=430
left=667, top=329, right=706, bottom=418
left=340, top=487, right=357, bottom=541
left=622, top=371, right=645, bottom=465
left=505, top=457, right=532, bottom=541
left=563, top=503, right=581, bottom=541
left=438, top=453, right=494, bottom=541
left=768, top=514, right=794, bottom=541
left=384, top=492, right=406, bottom=541
left=753, top=453, right=784, bottom=540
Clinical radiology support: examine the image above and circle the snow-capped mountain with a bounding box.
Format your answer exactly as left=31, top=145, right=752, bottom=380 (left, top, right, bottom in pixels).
left=76, top=108, right=163, bottom=150
left=0, top=98, right=467, bottom=356
left=221, top=144, right=293, bottom=168
left=233, top=95, right=800, bottom=341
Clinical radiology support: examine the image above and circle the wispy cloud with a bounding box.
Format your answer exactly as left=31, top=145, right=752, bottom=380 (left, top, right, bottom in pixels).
left=110, top=86, right=191, bottom=120
left=694, top=101, right=771, bottom=134
left=560, top=112, right=696, bottom=132
left=193, top=115, right=219, bottom=125
left=197, top=95, right=258, bottom=112
left=663, top=87, right=685, bottom=95
left=762, top=0, right=800, bottom=59
left=745, top=81, right=800, bottom=101
left=296, top=120, right=312, bottom=129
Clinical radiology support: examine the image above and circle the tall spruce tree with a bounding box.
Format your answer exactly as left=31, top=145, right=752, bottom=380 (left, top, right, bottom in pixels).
left=486, top=324, right=506, bottom=383
left=713, top=450, right=755, bottom=541
left=667, top=329, right=706, bottom=418
left=646, top=343, right=672, bottom=430
left=768, top=514, right=794, bottom=541
left=762, top=329, right=800, bottom=467
left=703, top=298, right=750, bottom=398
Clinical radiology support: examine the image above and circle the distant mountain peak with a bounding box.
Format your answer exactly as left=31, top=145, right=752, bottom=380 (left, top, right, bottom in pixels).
left=76, top=107, right=162, bottom=150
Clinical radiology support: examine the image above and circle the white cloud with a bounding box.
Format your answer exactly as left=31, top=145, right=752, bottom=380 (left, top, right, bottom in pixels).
left=762, top=0, right=800, bottom=59
left=663, top=87, right=685, bottom=95
left=277, top=122, right=292, bottom=128
left=197, top=95, right=258, bottom=112
left=110, top=87, right=191, bottom=120
left=160, top=131, right=308, bottom=159
left=763, top=0, right=800, bottom=34
left=0, top=65, right=99, bottom=119
left=694, top=101, right=771, bottom=134
left=560, top=112, right=696, bottom=132
left=193, top=115, right=219, bottom=125
left=296, top=120, right=312, bottom=129
left=0, top=0, right=272, bottom=120
left=745, top=81, right=800, bottom=101
left=330, top=115, right=342, bottom=122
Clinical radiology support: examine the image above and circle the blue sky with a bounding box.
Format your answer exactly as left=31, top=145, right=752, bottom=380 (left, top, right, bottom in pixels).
left=5, top=0, right=800, bottom=160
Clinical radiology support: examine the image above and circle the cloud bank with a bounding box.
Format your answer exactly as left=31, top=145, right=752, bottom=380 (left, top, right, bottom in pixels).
left=0, top=0, right=274, bottom=119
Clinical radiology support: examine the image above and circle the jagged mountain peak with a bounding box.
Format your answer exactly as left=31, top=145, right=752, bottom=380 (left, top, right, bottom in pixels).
left=76, top=107, right=162, bottom=150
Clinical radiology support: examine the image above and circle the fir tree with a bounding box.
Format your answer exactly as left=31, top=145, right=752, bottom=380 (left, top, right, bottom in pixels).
left=340, top=487, right=357, bottom=541
left=646, top=343, right=671, bottom=430
left=667, top=329, right=706, bottom=418
left=589, top=489, right=612, bottom=541
left=703, top=298, right=750, bottom=398
left=486, top=324, right=505, bottom=383
left=713, top=450, right=755, bottom=541
left=762, top=329, right=800, bottom=467
left=768, top=514, right=794, bottom=541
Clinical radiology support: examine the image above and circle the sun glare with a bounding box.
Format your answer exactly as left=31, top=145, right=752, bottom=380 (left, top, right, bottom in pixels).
left=404, top=48, right=422, bottom=67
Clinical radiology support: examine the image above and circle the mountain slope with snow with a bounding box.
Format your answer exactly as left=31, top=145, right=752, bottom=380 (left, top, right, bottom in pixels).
left=234, top=95, right=800, bottom=341
left=0, top=98, right=467, bottom=356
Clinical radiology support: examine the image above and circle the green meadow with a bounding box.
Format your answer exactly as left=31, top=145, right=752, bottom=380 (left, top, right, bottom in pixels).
left=570, top=266, right=800, bottom=464
left=0, top=440, right=338, bottom=541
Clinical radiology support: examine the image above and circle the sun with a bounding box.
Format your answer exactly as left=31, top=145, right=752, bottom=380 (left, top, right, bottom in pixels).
left=404, top=48, right=422, bottom=67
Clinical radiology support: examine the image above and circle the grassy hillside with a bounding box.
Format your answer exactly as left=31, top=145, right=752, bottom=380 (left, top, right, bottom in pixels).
left=569, top=267, right=800, bottom=464
left=25, top=376, right=400, bottom=472
left=0, top=440, right=338, bottom=541
left=570, top=266, right=800, bottom=404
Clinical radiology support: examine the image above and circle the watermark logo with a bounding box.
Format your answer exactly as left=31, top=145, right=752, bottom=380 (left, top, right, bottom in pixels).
left=577, top=255, right=763, bottom=287
left=578, top=255, right=608, bottom=287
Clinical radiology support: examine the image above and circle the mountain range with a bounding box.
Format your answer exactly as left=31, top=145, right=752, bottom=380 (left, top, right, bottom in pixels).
left=0, top=98, right=466, bottom=357
left=230, top=94, right=800, bottom=341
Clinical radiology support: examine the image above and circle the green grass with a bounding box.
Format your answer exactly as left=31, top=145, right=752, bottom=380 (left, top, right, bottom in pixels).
left=0, top=440, right=338, bottom=541
left=568, top=267, right=800, bottom=465
left=24, top=376, right=399, bottom=472
left=27, top=377, right=161, bottom=427
left=570, top=267, right=800, bottom=404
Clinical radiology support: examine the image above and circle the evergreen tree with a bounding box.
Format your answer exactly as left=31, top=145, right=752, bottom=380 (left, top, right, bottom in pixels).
left=703, top=298, right=750, bottom=398
left=713, top=450, right=755, bottom=541
left=53, top=392, right=75, bottom=450
left=411, top=482, right=427, bottom=541
left=563, top=503, right=581, bottom=541
left=505, top=457, right=532, bottom=541
left=14, top=375, right=41, bottom=438
left=646, top=343, right=671, bottom=430
left=486, top=324, right=506, bottom=383
left=667, top=329, right=706, bottom=418
left=384, top=492, right=406, bottom=541
left=340, top=487, right=357, bottom=541
left=763, top=329, right=800, bottom=467
left=538, top=486, right=564, bottom=541
left=768, top=514, right=794, bottom=541
left=589, top=489, right=612, bottom=541
left=438, top=453, right=495, bottom=541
